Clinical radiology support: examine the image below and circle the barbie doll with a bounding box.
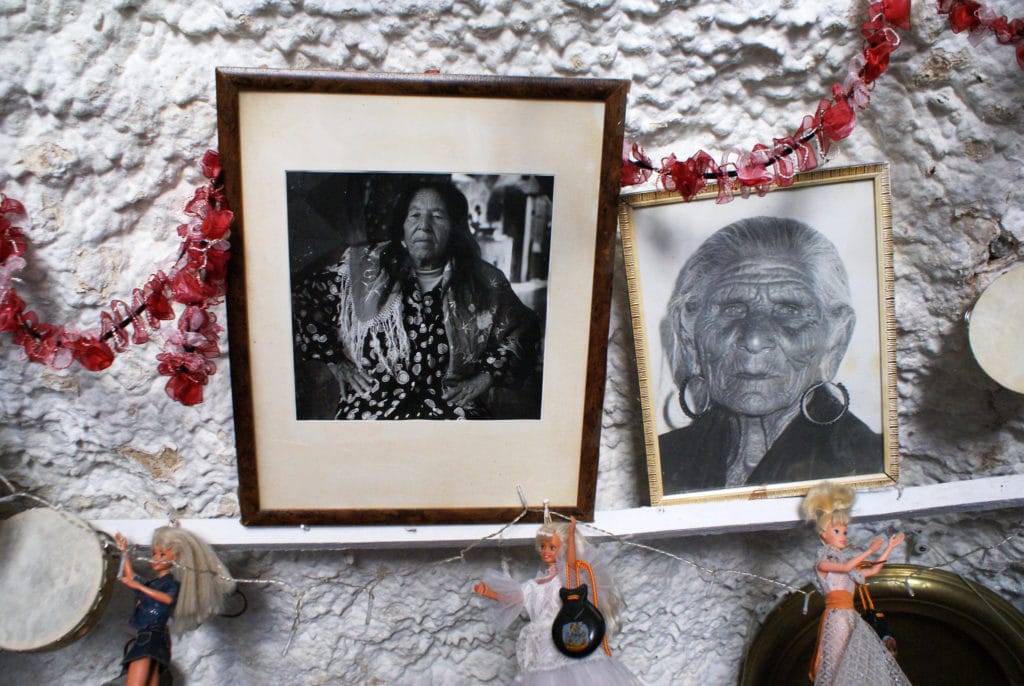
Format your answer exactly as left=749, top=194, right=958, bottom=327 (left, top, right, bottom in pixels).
left=114, top=527, right=234, bottom=686
left=474, top=519, right=641, bottom=685
left=801, top=483, right=909, bottom=685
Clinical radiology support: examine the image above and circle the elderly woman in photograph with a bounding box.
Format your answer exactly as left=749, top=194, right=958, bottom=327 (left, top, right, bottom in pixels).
left=293, top=181, right=542, bottom=420
left=659, top=216, right=881, bottom=493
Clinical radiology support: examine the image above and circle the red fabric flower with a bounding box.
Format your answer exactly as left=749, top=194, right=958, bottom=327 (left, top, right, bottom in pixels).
left=100, top=310, right=130, bottom=352
left=72, top=336, right=116, bottom=371
left=0, top=221, right=27, bottom=262
left=0, top=289, right=25, bottom=332
left=883, top=0, right=911, bottom=30
left=199, top=208, right=233, bottom=240
left=174, top=305, right=223, bottom=358
left=818, top=84, right=857, bottom=145
left=621, top=142, right=653, bottom=187
left=791, top=115, right=821, bottom=171
left=713, top=166, right=736, bottom=204
left=143, top=273, right=176, bottom=324
left=202, top=246, right=230, bottom=285
left=180, top=242, right=229, bottom=299
left=184, top=187, right=212, bottom=219
left=734, top=146, right=773, bottom=190
left=13, top=314, right=67, bottom=367
left=862, top=9, right=886, bottom=39
left=770, top=138, right=797, bottom=187
left=659, top=151, right=716, bottom=201
left=1, top=195, right=28, bottom=262
left=0, top=194, right=26, bottom=217
left=157, top=351, right=215, bottom=405
left=170, top=268, right=219, bottom=306
left=988, top=15, right=1012, bottom=42
left=949, top=1, right=982, bottom=32
left=200, top=150, right=222, bottom=181
left=862, top=40, right=894, bottom=83
left=111, top=299, right=149, bottom=345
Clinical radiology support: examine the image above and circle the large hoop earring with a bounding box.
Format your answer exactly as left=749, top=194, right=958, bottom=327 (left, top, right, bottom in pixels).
left=679, top=375, right=711, bottom=420
left=800, top=381, right=849, bottom=426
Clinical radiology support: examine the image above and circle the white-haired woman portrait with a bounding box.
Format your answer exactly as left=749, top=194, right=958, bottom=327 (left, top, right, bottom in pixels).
left=659, top=216, right=882, bottom=493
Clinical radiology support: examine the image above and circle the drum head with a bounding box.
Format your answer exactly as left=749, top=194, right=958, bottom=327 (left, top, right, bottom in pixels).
left=969, top=265, right=1024, bottom=393
left=0, top=508, right=113, bottom=651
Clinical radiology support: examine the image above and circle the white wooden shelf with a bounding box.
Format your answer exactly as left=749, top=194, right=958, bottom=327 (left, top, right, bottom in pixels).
left=91, top=473, right=1024, bottom=550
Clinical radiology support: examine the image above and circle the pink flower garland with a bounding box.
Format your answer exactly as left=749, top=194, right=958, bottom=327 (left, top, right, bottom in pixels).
left=937, top=0, right=1024, bottom=69
left=623, top=0, right=912, bottom=201
left=0, top=151, right=232, bottom=405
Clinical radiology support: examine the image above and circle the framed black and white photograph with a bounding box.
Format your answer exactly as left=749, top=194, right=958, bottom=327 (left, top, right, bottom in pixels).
left=287, top=171, right=551, bottom=422
left=620, top=164, right=898, bottom=506
left=217, top=69, right=628, bottom=525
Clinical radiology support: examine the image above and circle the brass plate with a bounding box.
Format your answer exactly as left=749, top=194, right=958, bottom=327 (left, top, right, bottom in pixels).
left=740, top=564, right=1024, bottom=685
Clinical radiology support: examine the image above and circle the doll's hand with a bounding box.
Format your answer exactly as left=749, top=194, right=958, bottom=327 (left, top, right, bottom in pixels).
left=867, top=537, right=884, bottom=553
left=474, top=582, right=498, bottom=600
left=879, top=532, right=905, bottom=559
left=115, top=533, right=128, bottom=552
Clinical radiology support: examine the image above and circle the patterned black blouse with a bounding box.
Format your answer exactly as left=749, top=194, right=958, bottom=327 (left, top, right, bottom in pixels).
left=293, top=253, right=541, bottom=420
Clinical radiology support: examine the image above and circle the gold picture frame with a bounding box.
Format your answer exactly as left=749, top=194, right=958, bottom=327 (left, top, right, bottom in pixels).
left=217, top=68, right=628, bottom=525
left=619, top=164, right=898, bottom=506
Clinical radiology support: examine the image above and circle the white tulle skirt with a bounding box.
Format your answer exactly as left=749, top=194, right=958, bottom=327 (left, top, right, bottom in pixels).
left=511, top=655, right=642, bottom=686
left=482, top=569, right=642, bottom=685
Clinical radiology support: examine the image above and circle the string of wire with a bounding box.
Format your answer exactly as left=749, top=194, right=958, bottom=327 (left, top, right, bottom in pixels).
left=2, top=473, right=1020, bottom=656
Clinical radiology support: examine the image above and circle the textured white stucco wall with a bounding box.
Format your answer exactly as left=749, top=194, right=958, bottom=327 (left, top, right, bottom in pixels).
left=1, top=0, right=1021, bottom=683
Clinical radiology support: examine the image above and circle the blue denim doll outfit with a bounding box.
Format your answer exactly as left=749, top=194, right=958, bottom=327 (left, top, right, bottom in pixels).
left=123, top=575, right=179, bottom=670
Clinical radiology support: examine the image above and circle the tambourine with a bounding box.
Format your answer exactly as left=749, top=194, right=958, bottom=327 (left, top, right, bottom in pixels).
left=968, top=265, right=1024, bottom=393
left=551, top=584, right=606, bottom=658
left=0, top=508, right=118, bottom=651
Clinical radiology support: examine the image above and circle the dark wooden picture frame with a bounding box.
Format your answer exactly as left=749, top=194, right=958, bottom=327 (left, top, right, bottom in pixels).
left=620, top=164, right=898, bottom=506
left=217, top=69, right=628, bottom=525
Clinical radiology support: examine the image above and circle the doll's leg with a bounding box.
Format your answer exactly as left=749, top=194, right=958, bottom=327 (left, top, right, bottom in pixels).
left=124, top=657, right=153, bottom=686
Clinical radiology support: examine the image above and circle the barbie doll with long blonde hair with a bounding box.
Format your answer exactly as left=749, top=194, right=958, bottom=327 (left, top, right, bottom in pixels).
left=473, top=518, right=641, bottom=685
left=113, top=527, right=234, bottom=686
left=801, top=483, right=909, bottom=685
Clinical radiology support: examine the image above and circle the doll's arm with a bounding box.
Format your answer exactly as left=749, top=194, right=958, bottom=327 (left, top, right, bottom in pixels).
left=114, top=533, right=174, bottom=604
left=115, top=533, right=136, bottom=580
left=473, top=582, right=499, bottom=601
left=566, top=517, right=578, bottom=579
left=817, top=536, right=885, bottom=574
left=874, top=533, right=905, bottom=563
left=119, top=576, right=174, bottom=605
left=858, top=533, right=905, bottom=578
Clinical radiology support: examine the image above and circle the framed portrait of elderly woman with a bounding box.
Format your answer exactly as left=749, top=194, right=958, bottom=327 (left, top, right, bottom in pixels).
left=217, top=69, right=628, bottom=525
left=619, top=163, right=898, bottom=506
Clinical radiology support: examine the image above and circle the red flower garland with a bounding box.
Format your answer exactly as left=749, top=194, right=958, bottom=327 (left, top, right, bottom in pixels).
left=0, top=151, right=232, bottom=405
left=622, top=0, right=912, bottom=201
left=937, top=0, right=1024, bottom=70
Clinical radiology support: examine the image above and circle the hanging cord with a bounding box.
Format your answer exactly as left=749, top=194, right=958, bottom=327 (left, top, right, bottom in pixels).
left=563, top=519, right=612, bottom=657
left=856, top=582, right=875, bottom=612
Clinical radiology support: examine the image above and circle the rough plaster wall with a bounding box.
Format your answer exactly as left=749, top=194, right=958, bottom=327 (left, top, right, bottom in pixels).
left=0, top=0, right=1021, bottom=683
